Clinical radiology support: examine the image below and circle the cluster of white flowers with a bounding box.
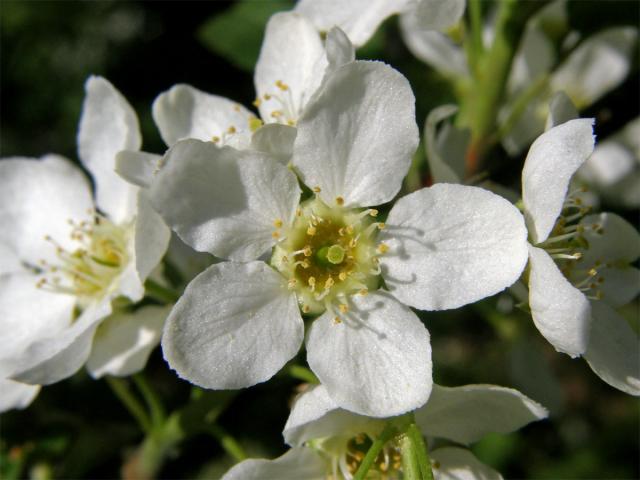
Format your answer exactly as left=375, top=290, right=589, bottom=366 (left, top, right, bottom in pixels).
left=2, top=0, right=638, bottom=478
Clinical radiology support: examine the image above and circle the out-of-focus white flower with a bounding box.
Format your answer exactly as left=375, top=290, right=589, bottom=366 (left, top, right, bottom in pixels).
left=150, top=60, right=528, bottom=418
left=148, top=11, right=354, bottom=160
left=519, top=117, right=640, bottom=395
left=222, top=383, right=548, bottom=480
left=0, top=77, right=170, bottom=391
left=577, top=117, right=640, bottom=209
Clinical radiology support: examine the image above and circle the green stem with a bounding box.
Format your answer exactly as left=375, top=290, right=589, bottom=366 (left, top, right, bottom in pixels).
left=353, top=423, right=397, bottom=480
left=145, top=279, right=180, bottom=304
left=106, top=377, right=152, bottom=433
left=400, top=432, right=421, bottom=480
left=207, top=424, right=247, bottom=462
left=462, top=0, right=550, bottom=176
left=467, top=0, right=484, bottom=72
left=407, top=423, right=434, bottom=480
left=287, top=365, right=319, bottom=384
left=133, top=373, right=166, bottom=428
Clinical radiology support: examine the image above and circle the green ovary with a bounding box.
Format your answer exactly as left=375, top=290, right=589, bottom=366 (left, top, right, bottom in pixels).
left=271, top=197, right=383, bottom=317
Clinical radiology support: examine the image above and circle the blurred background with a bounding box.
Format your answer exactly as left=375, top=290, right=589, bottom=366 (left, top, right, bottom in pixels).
left=1, top=1, right=638, bottom=478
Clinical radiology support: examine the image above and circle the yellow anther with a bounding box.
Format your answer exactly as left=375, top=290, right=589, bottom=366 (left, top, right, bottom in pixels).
left=275, top=80, right=288, bottom=90
left=333, top=316, right=342, bottom=324
left=249, top=118, right=263, bottom=132
left=336, top=196, right=345, bottom=206
left=377, top=243, right=389, bottom=254
left=263, top=93, right=272, bottom=100
left=288, top=279, right=297, bottom=289
left=338, top=304, right=349, bottom=313
left=227, top=125, right=237, bottom=134
left=349, top=238, right=358, bottom=248
left=369, top=209, right=379, bottom=217
left=338, top=271, right=348, bottom=281
left=588, top=268, right=598, bottom=277
left=359, top=288, right=368, bottom=296
left=212, top=136, right=220, bottom=143
left=252, top=98, right=262, bottom=107
left=377, top=222, right=385, bottom=230
left=273, top=218, right=283, bottom=228
left=345, top=225, right=354, bottom=235
left=301, top=259, right=310, bottom=269
left=312, top=186, right=322, bottom=193
left=272, top=231, right=280, bottom=239
left=338, top=227, right=346, bottom=236
left=308, top=277, right=316, bottom=290
left=302, top=305, right=311, bottom=313
left=271, top=110, right=283, bottom=118
left=307, top=225, right=317, bottom=236
left=287, top=120, right=295, bottom=126
left=324, top=277, right=335, bottom=289
left=303, top=245, right=313, bottom=257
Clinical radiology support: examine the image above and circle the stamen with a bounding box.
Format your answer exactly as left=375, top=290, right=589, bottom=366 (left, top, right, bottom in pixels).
left=335, top=196, right=345, bottom=206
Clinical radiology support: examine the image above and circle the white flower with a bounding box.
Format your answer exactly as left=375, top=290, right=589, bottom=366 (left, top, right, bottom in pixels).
left=0, top=77, right=170, bottom=388
left=576, top=117, right=640, bottom=209
left=519, top=118, right=640, bottom=395
left=149, top=12, right=354, bottom=156
left=150, top=60, right=528, bottom=417
left=222, top=382, right=547, bottom=480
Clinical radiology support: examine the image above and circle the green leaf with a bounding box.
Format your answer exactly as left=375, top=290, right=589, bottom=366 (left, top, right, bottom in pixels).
left=198, top=1, right=293, bottom=72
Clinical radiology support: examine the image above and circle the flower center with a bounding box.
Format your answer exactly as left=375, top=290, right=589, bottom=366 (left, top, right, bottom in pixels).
left=536, top=188, right=604, bottom=300
left=271, top=195, right=387, bottom=321
left=316, top=433, right=402, bottom=480
left=254, top=79, right=298, bottom=126
left=37, top=213, right=130, bottom=305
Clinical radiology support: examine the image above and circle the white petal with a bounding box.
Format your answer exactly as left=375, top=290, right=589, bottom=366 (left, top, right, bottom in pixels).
left=14, top=322, right=98, bottom=385
left=414, top=0, right=465, bottom=32
left=527, top=245, right=591, bottom=357
left=0, top=272, right=75, bottom=371
left=325, top=27, right=355, bottom=73
left=545, top=91, right=578, bottom=131
left=162, top=261, right=303, bottom=389
left=0, top=378, right=40, bottom=413
left=165, top=234, right=215, bottom=285
left=0, top=155, right=93, bottom=266
left=399, top=12, right=468, bottom=77
left=575, top=213, right=640, bottom=307
left=416, top=384, right=548, bottom=445
left=306, top=291, right=432, bottom=418
left=499, top=100, right=546, bottom=156
left=87, top=305, right=170, bottom=378
left=134, top=191, right=170, bottom=283
left=293, top=61, right=419, bottom=207
left=381, top=184, right=528, bottom=310
left=552, top=27, right=638, bottom=108
left=509, top=23, right=555, bottom=94
left=250, top=123, right=297, bottom=165
left=9, top=298, right=112, bottom=384
left=283, top=384, right=383, bottom=447
left=150, top=140, right=301, bottom=261
left=255, top=12, right=327, bottom=124
left=78, top=76, right=140, bottom=223
left=115, top=150, right=163, bottom=189
left=114, top=260, right=145, bottom=304
left=424, top=105, right=467, bottom=184
left=584, top=302, right=640, bottom=396
left=222, top=448, right=326, bottom=480
left=431, top=447, right=503, bottom=480
left=522, top=118, right=595, bottom=244
left=295, top=0, right=413, bottom=47
left=152, top=84, right=253, bottom=147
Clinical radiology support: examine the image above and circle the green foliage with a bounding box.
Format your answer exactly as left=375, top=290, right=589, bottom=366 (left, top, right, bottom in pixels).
left=198, top=1, right=293, bottom=72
